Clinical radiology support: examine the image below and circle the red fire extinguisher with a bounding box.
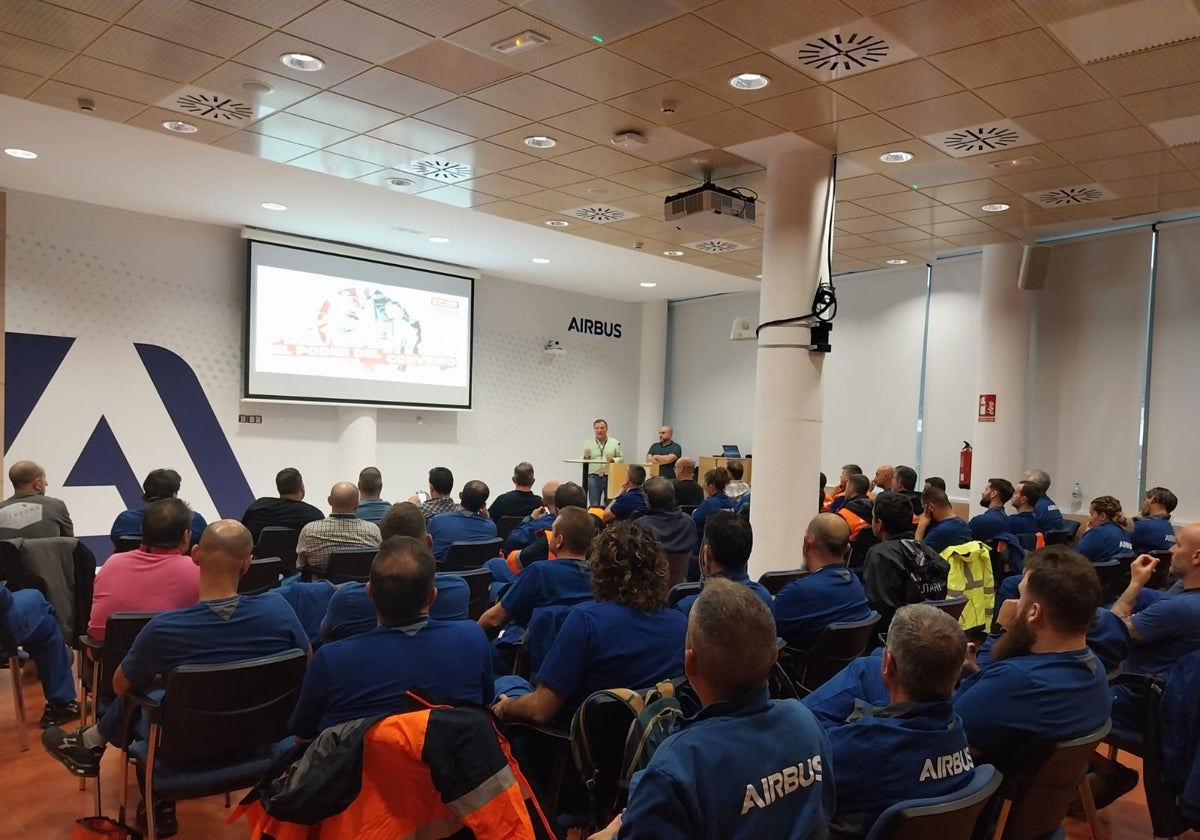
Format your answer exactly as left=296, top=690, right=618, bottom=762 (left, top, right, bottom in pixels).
left=958, top=442, right=972, bottom=490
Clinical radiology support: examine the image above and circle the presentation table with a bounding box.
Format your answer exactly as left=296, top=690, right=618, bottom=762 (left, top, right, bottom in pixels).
left=562, top=460, right=660, bottom=500
left=698, top=456, right=752, bottom=485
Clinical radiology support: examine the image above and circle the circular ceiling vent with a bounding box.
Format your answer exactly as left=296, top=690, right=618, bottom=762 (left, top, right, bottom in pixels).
left=686, top=239, right=745, bottom=254
left=1036, top=186, right=1108, bottom=206
left=174, top=92, right=253, bottom=122
left=795, top=33, right=889, bottom=72
left=942, top=126, right=1022, bottom=154
left=567, top=204, right=634, bottom=224
left=405, top=157, right=473, bottom=182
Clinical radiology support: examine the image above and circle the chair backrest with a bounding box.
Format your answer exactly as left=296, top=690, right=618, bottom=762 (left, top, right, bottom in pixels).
left=927, top=595, right=968, bottom=621
left=1092, top=559, right=1124, bottom=603
left=793, top=612, right=880, bottom=694
left=680, top=505, right=698, bottom=516
left=849, top=527, right=880, bottom=569
left=442, top=538, right=503, bottom=572
left=448, top=567, right=492, bottom=621
left=255, top=527, right=299, bottom=576
left=1042, top=529, right=1073, bottom=546
left=664, top=552, right=691, bottom=590
left=865, top=764, right=1003, bottom=840
left=237, top=557, right=285, bottom=595
left=1063, top=519, right=1081, bottom=540
left=1016, top=533, right=1039, bottom=552
left=156, top=649, right=308, bottom=766
left=758, top=569, right=808, bottom=596
left=112, top=535, right=142, bottom=553
left=1000, top=720, right=1112, bottom=840
left=666, top=582, right=701, bottom=607
left=325, top=547, right=377, bottom=584
left=497, top=516, right=525, bottom=541
left=1148, top=550, right=1173, bottom=590
left=97, top=612, right=157, bottom=701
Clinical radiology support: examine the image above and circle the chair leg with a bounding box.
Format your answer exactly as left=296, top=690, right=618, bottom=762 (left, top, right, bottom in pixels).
left=146, top=727, right=158, bottom=840
left=1078, top=777, right=1105, bottom=839
left=10, top=655, right=28, bottom=751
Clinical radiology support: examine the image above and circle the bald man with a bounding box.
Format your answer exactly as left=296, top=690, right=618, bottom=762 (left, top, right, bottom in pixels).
left=872, top=465, right=894, bottom=496
left=296, top=481, right=382, bottom=579
left=0, top=460, right=73, bottom=539
left=648, top=426, right=683, bottom=480
left=44, top=520, right=309, bottom=827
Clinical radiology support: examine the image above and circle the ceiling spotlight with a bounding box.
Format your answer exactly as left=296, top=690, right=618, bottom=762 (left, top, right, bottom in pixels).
left=532, top=257, right=551, bottom=264
left=664, top=250, right=684, bottom=257
left=429, top=236, right=450, bottom=243
left=386, top=176, right=415, bottom=188
left=162, top=120, right=198, bottom=133
left=280, top=52, right=324, bottom=72
left=640, top=282, right=657, bottom=288
left=885, top=258, right=908, bottom=265
left=729, top=72, right=770, bottom=90
left=981, top=203, right=1010, bottom=212
left=545, top=219, right=570, bottom=227
left=260, top=202, right=287, bottom=211
left=524, top=135, right=557, bottom=149
left=4, top=148, right=38, bottom=159
left=880, top=151, right=914, bottom=163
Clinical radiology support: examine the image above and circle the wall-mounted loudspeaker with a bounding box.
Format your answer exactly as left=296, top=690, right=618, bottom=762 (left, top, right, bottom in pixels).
left=1018, top=245, right=1053, bottom=291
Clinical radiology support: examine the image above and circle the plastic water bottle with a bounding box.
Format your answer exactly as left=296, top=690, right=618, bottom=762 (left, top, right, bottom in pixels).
left=1071, top=482, right=1083, bottom=508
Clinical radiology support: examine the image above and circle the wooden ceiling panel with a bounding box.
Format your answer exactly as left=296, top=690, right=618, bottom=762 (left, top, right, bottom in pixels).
left=881, top=91, right=1002, bottom=137
left=744, top=87, right=866, bottom=132
left=287, top=91, right=402, bottom=134
left=876, top=0, right=1036, bottom=53
left=82, top=27, right=223, bottom=84
left=550, top=144, right=645, bottom=176
left=608, top=14, right=755, bottom=77
left=446, top=8, right=595, bottom=72
left=283, top=0, right=430, bottom=64
left=1, top=0, right=110, bottom=51
left=119, top=0, right=270, bottom=58
left=695, top=0, right=861, bottom=50
left=607, top=81, right=728, bottom=127
left=234, top=32, right=371, bottom=87
left=348, top=0, right=507, bottom=37
left=682, top=53, right=816, bottom=106
left=1085, top=42, right=1200, bottom=98
left=1082, top=150, right=1184, bottom=182
left=486, top=122, right=593, bottom=157
left=534, top=49, right=667, bottom=101
left=194, top=0, right=324, bottom=27
left=53, top=55, right=178, bottom=105
left=1050, top=126, right=1166, bottom=165
left=0, top=32, right=73, bottom=77
left=469, top=74, right=593, bottom=121
left=795, top=114, right=912, bottom=154
left=384, top=41, right=516, bottom=94
left=976, top=68, right=1111, bottom=117
left=416, top=95, right=528, bottom=136
left=0, top=66, right=41, bottom=97
left=1121, top=83, right=1200, bottom=124
left=368, top=118, right=474, bottom=154
left=670, top=108, right=782, bottom=148
left=25, top=78, right=145, bottom=122
left=1013, top=99, right=1140, bottom=143
left=927, top=29, right=1077, bottom=90
left=828, top=60, right=963, bottom=113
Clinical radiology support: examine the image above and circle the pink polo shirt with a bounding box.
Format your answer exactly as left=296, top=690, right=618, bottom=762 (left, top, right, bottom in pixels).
left=88, top=548, right=201, bottom=640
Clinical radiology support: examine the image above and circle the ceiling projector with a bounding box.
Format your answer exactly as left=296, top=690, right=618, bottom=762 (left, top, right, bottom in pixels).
left=664, top=182, right=757, bottom=236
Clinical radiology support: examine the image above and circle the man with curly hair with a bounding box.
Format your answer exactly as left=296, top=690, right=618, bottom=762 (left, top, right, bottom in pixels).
left=492, top=521, right=687, bottom=727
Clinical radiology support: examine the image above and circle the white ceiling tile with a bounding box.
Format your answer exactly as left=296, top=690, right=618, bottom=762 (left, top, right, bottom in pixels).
left=282, top=0, right=431, bottom=64
left=119, top=0, right=270, bottom=58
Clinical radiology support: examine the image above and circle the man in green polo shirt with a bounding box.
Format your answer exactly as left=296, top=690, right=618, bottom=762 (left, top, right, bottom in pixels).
left=583, top=419, right=622, bottom=506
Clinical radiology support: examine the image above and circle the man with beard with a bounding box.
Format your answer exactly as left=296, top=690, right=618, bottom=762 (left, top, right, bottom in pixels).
left=969, top=478, right=1013, bottom=542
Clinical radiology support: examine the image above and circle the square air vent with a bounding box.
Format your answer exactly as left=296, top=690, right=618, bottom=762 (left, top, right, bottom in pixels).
left=158, top=87, right=258, bottom=124
left=685, top=239, right=746, bottom=254
left=565, top=204, right=637, bottom=224
left=771, top=20, right=917, bottom=79
left=923, top=120, right=1039, bottom=158
left=1023, top=183, right=1117, bottom=208
left=397, top=156, right=473, bottom=183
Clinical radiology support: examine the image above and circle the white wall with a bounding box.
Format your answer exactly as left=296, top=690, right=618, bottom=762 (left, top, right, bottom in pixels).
left=4, top=191, right=643, bottom=545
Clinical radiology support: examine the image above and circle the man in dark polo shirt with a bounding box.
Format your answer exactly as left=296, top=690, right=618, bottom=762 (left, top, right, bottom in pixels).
left=240, top=467, right=324, bottom=542
left=647, top=426, right=683, bottom=480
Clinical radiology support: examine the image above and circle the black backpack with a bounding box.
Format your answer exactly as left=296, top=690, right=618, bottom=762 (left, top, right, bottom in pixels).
left=896, top=538, right=950, bottom=602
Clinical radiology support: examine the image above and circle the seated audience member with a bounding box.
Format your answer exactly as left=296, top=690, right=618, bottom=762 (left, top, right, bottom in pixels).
left=1132, top=487, right=1178, bottom=554
left=674, top=512, right=771, bottom=616
left=491, top=521, right=687, bottom=726
left=417, top=466, right=458, bottom=521
left=820, top=471, right=831, bottom=512
left=1008, top=481, right=1042, bottom=535
left=724, top=461, right=750, bottom=502
left=477, top=507, right=595, bottom=637
left=825, top=604, right=973, bottom=839
left=0, top=460, right=73, bottom=538
left=893, top=465, right=922, bottom=516
left=111, top=468, right=207, bottom=547
left=647, top=425, right=682, bottom=480
left=775, top=514, right=872, bottom=648
left=1022, top=468, right=1065, bottom=532
left=1, top=584, right=79, bottom=727
left=43, top=521, right=308, bottom=831
left=603, top=464, right=648, bottom=522
left=1074, top=495, right=1133, bottom=565
left=915, top=487, right=972, bottom=554
left=923, top=476, right=947, bottom=493
left=289, top=536, right=493, bottom=739
left=503, top=480, right=560, bottom=553
left=1109, top=524, right=1200, bottom=731
left=90, top=498, right=200, bottom=641
left=829, top=464, right=865, bottom=513
left=321, top=502, right=468, bottom=642
left=503, top=482, right=592, bottom=572
left=672, top=458, right=704, bottom=508
left=427, top=480, right=497, bottom=561
left=835, top=473, right=874, bottom=540
left=354, top=467, right=390, bottom=524
left=240, top=467, right=324, bottom=542
left=591, top=580, right=834, bottom=840
left=872, top=465, right=894, bottom=496
left=638, top=477, right=698, bottom=557
left=488, top=462, right=540, bottom=524
left=296, top=482, right=382, bottom=578
left=862, top=492, right=950, bottom=638
left=969, top=478, right=1013, bottom=542
left=691, top=467, right=734, bottom=542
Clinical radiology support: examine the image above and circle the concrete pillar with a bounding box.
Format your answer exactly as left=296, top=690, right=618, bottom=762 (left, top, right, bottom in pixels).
left=337, top=406, right=377, bottom=483
left=636, top=299, right=668, bottom=457
left=748, top=147, right=831, bottom=577
left=969, top=243, right=1031, bottom=492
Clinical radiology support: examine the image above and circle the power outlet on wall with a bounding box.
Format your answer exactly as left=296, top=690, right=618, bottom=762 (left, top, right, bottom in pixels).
left=238, top=414, right=262, bottom=424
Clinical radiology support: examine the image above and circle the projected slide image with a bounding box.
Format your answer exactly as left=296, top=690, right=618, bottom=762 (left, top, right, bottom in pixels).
left=255, top=265, right=469, bottom=387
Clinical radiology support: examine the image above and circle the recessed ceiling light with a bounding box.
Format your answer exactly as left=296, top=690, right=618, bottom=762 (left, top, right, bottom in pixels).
left=260, top=202, right=287, bottom=211
left=279, top=52, right=324, bottom=72
left=492, top=30, right=548, bottom=55
left=885, top=258, right=908, bottom=265
left=586, top=187, right=611, bottom=196
left=524, top=135, right=557, bottom=149
left=880, top=151, right=914, bottom=163
left=640, top=282, right=657, bottom=288
left=545, top=219, right=570, bottom=227
left=664, top=250, right=685, bottom=257
left=729, top=72, right=770, bottom=90
left=240, top=80, right=274, bottom=95
left=532, top=257, right=551, bottom=264
left=4, top=148, right=37, bottom=159
left=161, top=120, right=198, bottom=134
left=428, top=236, right=450, bottom=244
left=386, top=176, right=415, bottom=188
left=981, top=203, right=1010, bottom=212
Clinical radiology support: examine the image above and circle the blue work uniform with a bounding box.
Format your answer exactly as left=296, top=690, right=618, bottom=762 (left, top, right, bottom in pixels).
left=969, top=507, right=1011, bottom=542
left=674, top=568, right=773, bottom=617
left=1007, top=511, right=1039, bottom=535
left=1131, top=516, right=1176, bottom=554
left=1074, top=521, right=1133, bottom=564
left=1033, top=495, right=1065, bottom=532
left=922, top=517, right=973, bottom=555
left=774, top=566, right=873, bottom=649
left=427, top=510, right=497, bottom=560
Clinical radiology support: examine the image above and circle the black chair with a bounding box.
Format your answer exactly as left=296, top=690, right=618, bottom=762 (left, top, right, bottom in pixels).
left=448, top=567, right=492, bottom=621
left=254, top=527, right=299, bottom=576
left=864, top=763, right=1002, bottom=840
left=1093, top=559, right=1124, bottom=603
left=237, top=557, right=285, bottom=595
left=1042, top=530, right=1073, bottom=546
left=497, top=516, right=525, bottom=541
left=666, top=582, right=702, bottom=607
left=927, top=595, right=968, bottom=622
left=1148, top=550, right=1173, bottom=590
left=680, top=505, right=699, bottom=516
left=118, top=649, right=308, bottom=840
left=1062, top=520, right=1082, bottom=541
left=442, top=538, right=503, bottom=572
left=78, top=612, right=157, bottom=730
left=325, top=547, right=377, bottom=584
left=1016, top=533, right=1039, bottom=552
left=784, top=612, right=880, bottom=696
left=111, top=535, right=142, bottom=553
left=758, top=569, right=807, bottom=596
left=849, top=528, right=880, bottom=569
left=997, top=720, right=1111, bottom=840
